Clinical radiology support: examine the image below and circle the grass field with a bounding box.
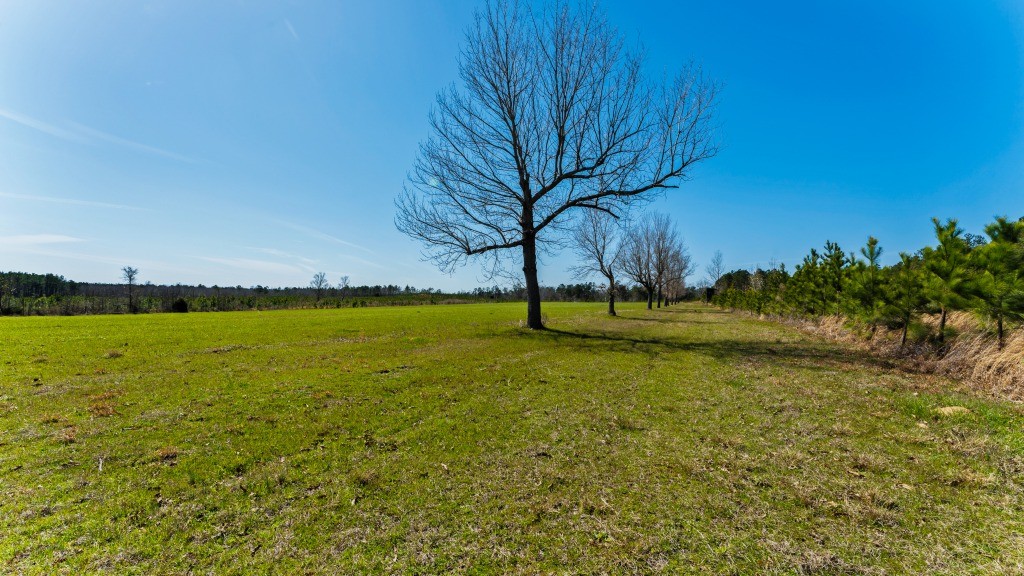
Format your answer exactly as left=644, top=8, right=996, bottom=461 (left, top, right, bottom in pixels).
left=2, top=302, right=1023, bottom=574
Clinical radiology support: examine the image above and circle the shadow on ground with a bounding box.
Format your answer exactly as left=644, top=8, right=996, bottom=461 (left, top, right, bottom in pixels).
left=529, top=322, right=895, bottom=374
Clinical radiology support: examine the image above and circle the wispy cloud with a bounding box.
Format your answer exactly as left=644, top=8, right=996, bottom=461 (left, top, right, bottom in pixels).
left=250, top=247, right=318, bottom=273
left=284, top=19, right=299, bottom=40
left=0, top=245, right=136, bottom=267
left=198, top=256, right=307, bottom=275
left=0, top=234, right=83, bottom=247
left=339, top=254, right=392, bottom=271
left=252, top=247, right=317, bottom=265
left=276, top=220, right=375, bottom=254
left=0, top=106, right=195, bottom=163
left=0, top=191, right=145, bottom=211
left=0, top=108, right=85, bottom=142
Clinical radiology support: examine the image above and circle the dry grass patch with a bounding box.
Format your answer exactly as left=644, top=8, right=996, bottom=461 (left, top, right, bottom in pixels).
left=55, top=427, right=77, bottom=444
left=351, top=469, right=379, bottom=488
left=88, top=401, right=117, bottom=417
left=933, top=405, right=972, bottom=418
left=155, top=446, right=179, bottom=463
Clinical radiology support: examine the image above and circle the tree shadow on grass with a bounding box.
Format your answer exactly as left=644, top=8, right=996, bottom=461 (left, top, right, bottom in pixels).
left=533, top=325, right=895, bottom=374
left=615, top=307, right=731, bottom=324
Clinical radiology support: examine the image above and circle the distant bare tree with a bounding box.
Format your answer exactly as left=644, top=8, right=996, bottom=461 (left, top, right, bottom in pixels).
left=706, top=250, right=724, bottom=289
left=650, top=214, right=680, bottom=308
left=338, top=275, right=350, bottom=300
left=621, top=219, right=658, bottom=309
left=663, top=240, right=694, bottom=305
left=395, top=0, right=718, bottom=329
left=121, top=266, right=139, bottom=313
left=310, top=272, right=328, bottom=304
left=570, top=208, right=622, bottom=315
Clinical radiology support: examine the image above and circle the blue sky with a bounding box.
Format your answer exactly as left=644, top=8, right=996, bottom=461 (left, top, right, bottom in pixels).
left=1, top=1, right=1021, bottom=289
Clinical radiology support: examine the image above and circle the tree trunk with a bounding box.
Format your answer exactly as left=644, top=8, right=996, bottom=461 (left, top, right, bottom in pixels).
left=938, top=308, right=947, bottom=343
left=656, top=285, right=662, bottom=308
left=900, top=321, right=908, bottom=349
left=522, top=236, right=543, bottom=329
left=998, top=315, right=1004, bottom=350
left=646, top=290, right=653, bottom=310
left=607, top=277, right=617, bottom=316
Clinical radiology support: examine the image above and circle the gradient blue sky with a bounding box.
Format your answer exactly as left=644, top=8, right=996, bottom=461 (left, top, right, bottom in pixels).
left=1, top=1, right=1021, bottom=289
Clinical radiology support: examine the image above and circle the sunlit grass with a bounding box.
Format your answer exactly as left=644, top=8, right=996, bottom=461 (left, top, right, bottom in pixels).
left=1, top=303, right=1022, bottom=574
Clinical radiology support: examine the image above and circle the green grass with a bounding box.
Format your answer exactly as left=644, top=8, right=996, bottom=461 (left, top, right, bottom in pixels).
left=2, top=302, right=1023, bottom=574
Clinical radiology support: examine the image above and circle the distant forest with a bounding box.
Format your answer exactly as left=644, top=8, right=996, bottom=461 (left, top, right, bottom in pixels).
left=0, top=272, right=663, bottom=316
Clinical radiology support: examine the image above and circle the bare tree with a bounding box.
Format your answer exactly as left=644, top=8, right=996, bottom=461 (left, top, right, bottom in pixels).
left=650, top=214, right=680, bottom=308
left=338, top=275, right=350, bottom=300
left=310, top=272, right=328, bottom=304
left=570, top=208, right=622, bottom=315
left=621, top=219, right=658, bottom=309
left=121, top=266, right=139, bottom=313
left=395, top=0, right=718, bottom=329
left=663, top=240, right=694, bottom=305
left=705, top=250, right=724, bottom=289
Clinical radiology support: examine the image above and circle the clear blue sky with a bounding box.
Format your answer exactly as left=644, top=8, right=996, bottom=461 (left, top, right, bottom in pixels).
left=1, top=1, right=1021, bottom=289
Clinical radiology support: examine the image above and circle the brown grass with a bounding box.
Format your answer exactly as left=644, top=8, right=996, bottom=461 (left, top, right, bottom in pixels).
left=769, top=311, right=1024, bottom=401
left=56, top=427, right=77, bottom=444
left=88, top=402, right=117, bottom=417
left=155, top=447, right=179, bottom=462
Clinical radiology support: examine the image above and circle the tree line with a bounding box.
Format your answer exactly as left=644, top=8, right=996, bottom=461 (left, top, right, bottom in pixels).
left=711, top=216, right=1024, bottom=350
left=0, top=271, right=464, bottom=316
left=0, top=271, right=661, bottom=317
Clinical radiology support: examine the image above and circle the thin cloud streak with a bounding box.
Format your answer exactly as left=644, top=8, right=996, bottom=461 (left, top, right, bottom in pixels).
left=0, top=108, right=85, bottom=142
left=3, top=245, right=157, bottom=269
left=0, top=191, right=146, bottom=211
left=284, top=19, right=299, bottom=40
left=0, top=234, right=83, bottom=247
left=338, top=253, right=391, bottom=271
left=68, top=120, right=197, bottom=164
left=198, top=256, right=307, bottom=276
left=251, top=247, right=318, bottom=266
left=275, top=220, right=376, bottom=254
left=0, top=106, right=195, bottom=163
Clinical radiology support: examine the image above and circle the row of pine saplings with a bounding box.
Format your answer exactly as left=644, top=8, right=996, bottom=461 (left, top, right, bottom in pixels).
left=711, top=217, right=1024, bottom=350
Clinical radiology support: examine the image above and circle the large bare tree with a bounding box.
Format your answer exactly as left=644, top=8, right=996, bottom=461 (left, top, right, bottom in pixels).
left=396, top=0, right=717, bottom=329
left=570, top=208, right=622, bottom=316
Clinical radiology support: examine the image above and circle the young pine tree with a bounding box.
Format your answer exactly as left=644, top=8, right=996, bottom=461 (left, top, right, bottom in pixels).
left=972, top=216, right=1024, bottom=349
left=921, top=218, right=974, bottom=345
left=884, top=252, right=927, bottom=349
left=849, top=236, right=885, bottom=333
left=821, top=241, right=848, bottom=316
